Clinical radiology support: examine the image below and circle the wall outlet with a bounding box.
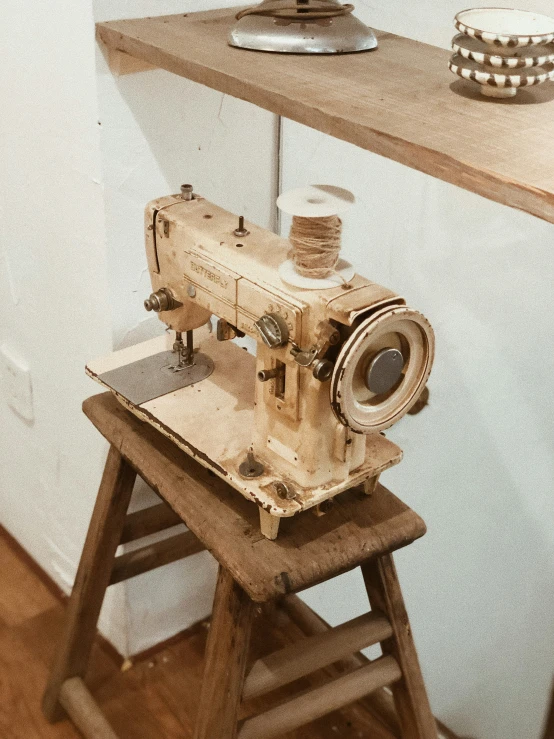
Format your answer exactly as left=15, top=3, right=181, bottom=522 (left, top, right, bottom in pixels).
left=0, top=344, right=34, bottom=422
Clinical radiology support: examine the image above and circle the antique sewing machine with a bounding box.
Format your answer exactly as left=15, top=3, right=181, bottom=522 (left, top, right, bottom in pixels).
left=87, top=185, right=434, bottom=538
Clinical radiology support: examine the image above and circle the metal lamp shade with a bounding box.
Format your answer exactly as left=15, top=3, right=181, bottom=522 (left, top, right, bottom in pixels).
left=228, top=0, right=377, bottom=54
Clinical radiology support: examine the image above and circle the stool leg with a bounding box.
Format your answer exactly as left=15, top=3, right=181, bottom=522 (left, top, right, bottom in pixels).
left=362, top=554, right=438, bottom=739
left=194, top=566, right=255, bottom=739
left=42, top=446, right=136, bottom=722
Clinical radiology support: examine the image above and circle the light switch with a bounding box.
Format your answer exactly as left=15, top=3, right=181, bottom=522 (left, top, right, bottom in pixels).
left=0, top=344, right=34, bottom=421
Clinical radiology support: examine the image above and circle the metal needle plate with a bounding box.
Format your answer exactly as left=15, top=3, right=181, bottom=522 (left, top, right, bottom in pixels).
left=98, top=351, right=214, bottom=405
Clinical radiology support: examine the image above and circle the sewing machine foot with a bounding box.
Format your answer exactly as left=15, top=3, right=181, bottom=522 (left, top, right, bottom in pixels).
left=259, top=509, right=280, bottom=540
left=363, top=474, right=380, bottom=496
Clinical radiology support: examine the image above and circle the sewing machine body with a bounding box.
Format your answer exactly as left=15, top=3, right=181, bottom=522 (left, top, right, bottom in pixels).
left=87, top=192, right=434, bottom=538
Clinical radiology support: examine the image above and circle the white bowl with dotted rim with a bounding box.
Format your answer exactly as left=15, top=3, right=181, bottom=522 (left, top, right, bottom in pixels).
left=452, top=33, right=554, bottom=67
left=449, top=53, right=554, bottom=96
left=455, top=8, right=554, bottom=48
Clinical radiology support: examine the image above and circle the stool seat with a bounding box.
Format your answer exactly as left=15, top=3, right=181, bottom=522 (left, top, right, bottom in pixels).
left=84, top=392, right=427, bottom=602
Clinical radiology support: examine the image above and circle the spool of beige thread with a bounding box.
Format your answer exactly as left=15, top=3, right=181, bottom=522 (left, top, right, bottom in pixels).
left=277, top=185, right=355, bottom=290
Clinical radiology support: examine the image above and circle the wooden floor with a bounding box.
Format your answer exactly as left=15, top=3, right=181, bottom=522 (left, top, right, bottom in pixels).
left=0, top=528, right=398, bottom=739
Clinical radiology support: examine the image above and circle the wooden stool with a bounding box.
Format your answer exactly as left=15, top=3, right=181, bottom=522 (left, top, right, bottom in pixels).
left=43, top=392, right=438, bottom=739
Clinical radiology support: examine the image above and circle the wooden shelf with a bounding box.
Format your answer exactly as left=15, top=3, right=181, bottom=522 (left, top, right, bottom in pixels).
left=97, top=8, right=554, bottom=224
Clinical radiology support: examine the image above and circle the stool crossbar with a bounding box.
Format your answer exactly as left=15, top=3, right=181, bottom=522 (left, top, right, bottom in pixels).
left=42, top=392, right=438, bottom=739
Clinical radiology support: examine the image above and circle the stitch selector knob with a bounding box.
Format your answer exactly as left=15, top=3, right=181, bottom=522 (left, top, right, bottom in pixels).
left=254, top=313, right=289, bottom=349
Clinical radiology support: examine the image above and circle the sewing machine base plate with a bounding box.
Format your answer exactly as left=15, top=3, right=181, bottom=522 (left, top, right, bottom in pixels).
left=86, top=331, right=402, bottom=538
left=97, top=350, right=214, bottom=405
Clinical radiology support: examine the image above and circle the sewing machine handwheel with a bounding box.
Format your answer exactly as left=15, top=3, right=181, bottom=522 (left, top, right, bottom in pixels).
left=330, top=306, right=434, bottom=433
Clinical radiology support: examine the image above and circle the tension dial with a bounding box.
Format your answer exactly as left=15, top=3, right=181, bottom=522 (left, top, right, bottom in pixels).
left=254, top=313, right=290, bottom=348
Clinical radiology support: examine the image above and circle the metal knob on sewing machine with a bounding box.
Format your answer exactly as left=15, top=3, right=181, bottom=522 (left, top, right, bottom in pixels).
left=254, top=313, right=289, bottom=348
left=144, top=288, right=181, bottom=313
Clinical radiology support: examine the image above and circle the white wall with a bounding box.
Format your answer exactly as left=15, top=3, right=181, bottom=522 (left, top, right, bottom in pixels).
left=0, top=0, right=277, bottom=656
left=355, top=0, right=554, bottom=47
left=0, top=0, right=134, bottom=649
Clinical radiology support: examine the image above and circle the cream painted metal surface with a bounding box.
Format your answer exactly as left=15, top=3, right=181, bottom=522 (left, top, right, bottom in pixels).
left=87, top=331, right=402, bottom=522
left=87, top=192, right=434, bottom=537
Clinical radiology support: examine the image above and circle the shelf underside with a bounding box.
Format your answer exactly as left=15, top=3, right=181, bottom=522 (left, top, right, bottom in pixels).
left=97, top=8, right=554, bottom=224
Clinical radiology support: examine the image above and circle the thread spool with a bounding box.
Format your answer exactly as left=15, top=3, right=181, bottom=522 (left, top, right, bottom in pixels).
left=277, top=185, right=355, bottom=290
left=289, top=214, right=342, bottom=278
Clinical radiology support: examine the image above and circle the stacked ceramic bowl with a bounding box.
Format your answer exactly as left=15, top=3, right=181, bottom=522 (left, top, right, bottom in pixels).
left=449, top=7, right=554, bottom=97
